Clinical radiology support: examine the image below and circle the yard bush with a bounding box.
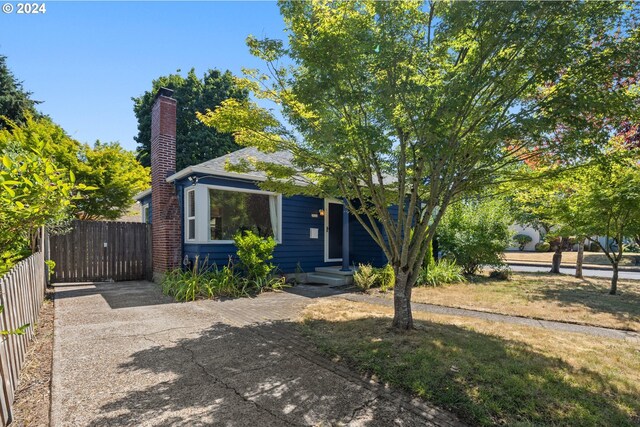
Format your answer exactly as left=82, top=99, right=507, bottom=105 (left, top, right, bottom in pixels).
left=438, top=199, right=512, bottom=275
left=417, top=259, right=466, bottom=287
left=513, top=234, right=532, bottom=251
left=535, top=242, right=551, bottom=252
left=233, top=230, right=276, bottom=281
left=377, top=264, right=395, bottom=292
left=353, top=263, right=396, bottom=292
left=353, top=264, right=378, bottom=291
left=161, top=256, right=248, bottom=301
left=161, top=253, right=285, bottom=302
left=489, top=265, right=512, bottom=280
left=588, top=242, right=601, bottom=252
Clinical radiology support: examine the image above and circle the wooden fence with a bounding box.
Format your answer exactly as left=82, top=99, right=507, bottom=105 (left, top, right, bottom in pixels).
left=49, top=221, right=152, bottom=283
left=0, top=251, right=46, bottom=426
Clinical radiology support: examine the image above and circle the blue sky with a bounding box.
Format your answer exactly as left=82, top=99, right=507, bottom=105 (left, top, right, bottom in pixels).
left=0, top=1, right=286, bottom=152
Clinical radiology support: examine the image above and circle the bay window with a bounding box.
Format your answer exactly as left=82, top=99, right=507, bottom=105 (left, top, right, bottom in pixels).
left=208, top=188, right=280, bottom=242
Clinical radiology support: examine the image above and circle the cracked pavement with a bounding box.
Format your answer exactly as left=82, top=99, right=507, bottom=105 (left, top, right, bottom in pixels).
left=51, top=281, right=463, bottom=426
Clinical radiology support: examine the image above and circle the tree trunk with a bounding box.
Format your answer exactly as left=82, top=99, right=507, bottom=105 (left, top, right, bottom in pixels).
left=392, top=269, right=413, bottom=331
left=550, top=238, right=564, bottom=274
left=575, top=240, right=584, bottom=279
left=610, top=263, right=618, bottom=295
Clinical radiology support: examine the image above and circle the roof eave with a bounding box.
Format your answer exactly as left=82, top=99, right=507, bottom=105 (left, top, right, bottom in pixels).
left=165, top=165, right=267, bottom=184
left=133, top=188, right=152, bottom=201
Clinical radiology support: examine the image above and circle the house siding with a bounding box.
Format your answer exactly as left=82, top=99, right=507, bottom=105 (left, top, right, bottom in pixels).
left=139, top=194, right=152, bottom=222
left=178, top=175, right=394, bottom=273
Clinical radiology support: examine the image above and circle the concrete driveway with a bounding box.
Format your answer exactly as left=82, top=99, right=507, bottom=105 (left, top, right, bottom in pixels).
left=51, top=281, right=461, bottom=426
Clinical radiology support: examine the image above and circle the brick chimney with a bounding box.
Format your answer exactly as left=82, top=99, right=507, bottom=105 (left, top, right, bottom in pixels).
left=151, top=87, right=181, bottom=281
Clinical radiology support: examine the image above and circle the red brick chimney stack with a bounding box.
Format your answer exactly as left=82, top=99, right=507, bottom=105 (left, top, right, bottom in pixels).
left=151, top=87, right=181, bottom=281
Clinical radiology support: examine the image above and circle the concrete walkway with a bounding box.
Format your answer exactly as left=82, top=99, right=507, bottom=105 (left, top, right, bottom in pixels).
left=340, top=293, right=640, bottom=343
left=51, top=281, right=463, bottom=427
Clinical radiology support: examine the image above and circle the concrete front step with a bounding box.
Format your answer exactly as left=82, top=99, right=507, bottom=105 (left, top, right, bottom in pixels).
left=306, top=272, right=353, bottom=287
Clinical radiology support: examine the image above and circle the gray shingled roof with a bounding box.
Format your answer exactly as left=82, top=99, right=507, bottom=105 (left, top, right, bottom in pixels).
left=194, top=147, right=294, bottom=180
left=134, top=146, right=399, bottom=201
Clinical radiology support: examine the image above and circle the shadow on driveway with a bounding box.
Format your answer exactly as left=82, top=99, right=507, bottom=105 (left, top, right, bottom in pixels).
left=53, top=281, right=177, bottom=309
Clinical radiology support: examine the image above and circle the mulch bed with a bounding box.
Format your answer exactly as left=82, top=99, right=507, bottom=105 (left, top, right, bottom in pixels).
left=11, top=288, right=54, bottom=427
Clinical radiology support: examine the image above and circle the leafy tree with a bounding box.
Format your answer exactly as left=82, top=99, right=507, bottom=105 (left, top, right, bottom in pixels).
left=133, top=68, right=248, bottom=170
left=505, top=168, right=580, bottom=274
left=0, top=55, right=39, bottom=128
left=200, top=1, right=639, bottom=330
left=73, top=141, right=150, bottom=220
left=0, top=116, right=77, bottom=274
left=438, top=198, right=513, bottom=275
left=562, top=146, right=640, bottom=295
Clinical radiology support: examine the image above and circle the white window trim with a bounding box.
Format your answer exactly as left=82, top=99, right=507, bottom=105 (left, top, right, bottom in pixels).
left=184, top=183, right=282, bottom=245
left=141, top=203, right=150, bottom=224
left=324, top=198, right=343, bottom=262
left=185, top=188, right=197, bottom=242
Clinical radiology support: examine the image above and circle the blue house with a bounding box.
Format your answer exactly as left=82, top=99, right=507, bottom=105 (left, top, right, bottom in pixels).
left=136, top=88, right=386, bottom=285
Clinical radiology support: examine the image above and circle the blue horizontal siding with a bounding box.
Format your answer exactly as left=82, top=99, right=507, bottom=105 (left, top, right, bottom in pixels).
left=350, top=216, right=387, bottom=268
left=178, top=174, right=388, bottom=273
left=139, top=194, right=152, bottom=223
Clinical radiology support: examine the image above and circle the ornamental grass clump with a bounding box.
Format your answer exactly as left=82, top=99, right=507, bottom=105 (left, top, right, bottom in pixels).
left=354, top=263, right=396, bottom=292
left=417, top=259, right=466, bottom=287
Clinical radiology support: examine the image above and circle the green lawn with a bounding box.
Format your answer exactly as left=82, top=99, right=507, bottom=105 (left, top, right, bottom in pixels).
left=300, top=299, right=640, bottom=426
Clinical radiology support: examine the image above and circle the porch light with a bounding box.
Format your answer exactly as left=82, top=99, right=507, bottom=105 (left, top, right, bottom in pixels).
left=318, top=209, right=325, bottom=217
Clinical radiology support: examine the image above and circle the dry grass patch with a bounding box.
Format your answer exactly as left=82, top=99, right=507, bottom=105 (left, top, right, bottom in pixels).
left=300, top=299, right=640, bottom=426
left=403, top=273, right=640, bottom=331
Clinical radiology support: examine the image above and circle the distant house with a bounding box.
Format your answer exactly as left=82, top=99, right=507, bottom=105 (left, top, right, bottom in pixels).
left=507, top=224, right=541, bottom=251
left=135, top=88, right=386, bottom=285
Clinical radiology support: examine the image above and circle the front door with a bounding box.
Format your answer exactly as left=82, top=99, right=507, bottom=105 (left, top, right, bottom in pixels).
left=325, top=201, right=343, bottom=261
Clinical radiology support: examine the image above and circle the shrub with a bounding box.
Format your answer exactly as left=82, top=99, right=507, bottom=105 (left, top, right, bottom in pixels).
left=624, top=241, right=640, bottom=254
left=489, top=265, right=512, bottom=280
left=377, top=264, right=395, bottom=292
left=233, top=230, right=277, bottom=282
left=438, top=199, right=512, bottom=275
left=588, top=242, right=601, bottom=252
left=353, top=263, right=396, bottom=292
left=161, top=256, right=212, bottom=302
left=353, top=264, right=378, bottom=291
left=160, top=254, right=285, bottom=302
left=513, top=234, right=532, bottom=251
left=535, top=242, right=551, bottom=252
left=417, top=259, right=466, bottom=287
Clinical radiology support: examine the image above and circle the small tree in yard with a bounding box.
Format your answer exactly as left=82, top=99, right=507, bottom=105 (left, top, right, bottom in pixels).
left=506, top=168, right=581, bottom=275
left=199, top=1, right=639, bottom=330
left=438, top=199, right=512, bottom=275
left=563, top=147, right=640, bottom=295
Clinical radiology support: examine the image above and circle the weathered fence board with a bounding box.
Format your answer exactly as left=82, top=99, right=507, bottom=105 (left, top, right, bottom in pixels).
left=49, top=221, right=152, bottom=283
left=0, top=251, right=46, bottom=426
